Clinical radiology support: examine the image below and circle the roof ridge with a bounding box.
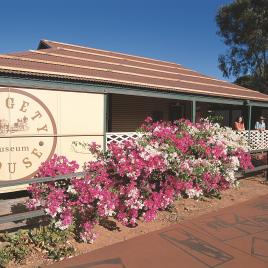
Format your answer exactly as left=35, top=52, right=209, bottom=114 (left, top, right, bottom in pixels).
left=41, top=39, right=182, bottom=68
left=31, top=49, right=235, bottom=86
left=40, top=42, right=246, bottom=89
left=38, top=43, right=235, bottom=83
left=53, top=46, right=185, bottom=72
left=40, top=40, right=184, bottom=71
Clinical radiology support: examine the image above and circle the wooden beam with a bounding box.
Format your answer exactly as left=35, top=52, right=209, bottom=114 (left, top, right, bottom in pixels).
left=0, top=210, right=45, bottom=224
left=245, top=164, right=268, bottom=174
left=0, top=172, right=85, bottom=188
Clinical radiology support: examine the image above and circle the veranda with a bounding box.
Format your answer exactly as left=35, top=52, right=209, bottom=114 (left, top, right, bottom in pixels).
left=105, top=94, right=268, bottom=152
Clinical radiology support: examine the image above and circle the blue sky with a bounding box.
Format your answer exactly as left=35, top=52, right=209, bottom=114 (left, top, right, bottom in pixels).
left=0, top=0, right=233, bottom=81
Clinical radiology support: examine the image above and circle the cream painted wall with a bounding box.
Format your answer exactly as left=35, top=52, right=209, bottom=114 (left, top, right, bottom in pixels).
left=0, top=86, right=104, bottom=191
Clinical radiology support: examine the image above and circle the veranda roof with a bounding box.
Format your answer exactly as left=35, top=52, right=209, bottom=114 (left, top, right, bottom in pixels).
left=0, top=39, right=267, bottom=102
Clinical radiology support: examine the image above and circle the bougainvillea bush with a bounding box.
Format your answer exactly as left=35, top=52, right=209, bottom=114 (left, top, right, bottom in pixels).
left=27, top=118, right=253, bottom=243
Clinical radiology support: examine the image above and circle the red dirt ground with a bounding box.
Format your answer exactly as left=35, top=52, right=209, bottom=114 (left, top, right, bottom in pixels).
left=49, top=192, right=268, bottom=268
left=4, top=175, right=268, bottom=268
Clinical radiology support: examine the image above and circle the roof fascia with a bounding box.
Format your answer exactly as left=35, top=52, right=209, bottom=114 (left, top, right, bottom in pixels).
left=1, top=74, right=266, bottom=107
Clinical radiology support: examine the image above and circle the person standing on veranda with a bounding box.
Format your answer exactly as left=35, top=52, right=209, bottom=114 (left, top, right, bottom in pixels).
left=255, top=116, right=266, bottom=150
left=255, top=116, right=266, bottom=131
left=233, top=116, right=245, bottom=131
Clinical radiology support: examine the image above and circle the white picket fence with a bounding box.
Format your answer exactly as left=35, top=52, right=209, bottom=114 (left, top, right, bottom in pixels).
left=106, top=130, right=268, bottom=151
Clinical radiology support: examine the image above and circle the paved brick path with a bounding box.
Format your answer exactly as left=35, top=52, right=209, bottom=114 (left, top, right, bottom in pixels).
left=49, top=195, right=268, bottom=268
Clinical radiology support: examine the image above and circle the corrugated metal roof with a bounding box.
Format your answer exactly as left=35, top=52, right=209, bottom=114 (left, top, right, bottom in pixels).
left=0, top=39, right=267, bottom=102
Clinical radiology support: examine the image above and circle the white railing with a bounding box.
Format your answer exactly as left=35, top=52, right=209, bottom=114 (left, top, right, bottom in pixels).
left=106, top=132, right=141, bottom=145
left=238, top=130, right=268, bottom=151
left=106, top=130, right=268, bottom=151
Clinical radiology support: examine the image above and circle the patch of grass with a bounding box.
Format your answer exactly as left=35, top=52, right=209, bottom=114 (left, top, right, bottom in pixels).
left=0, top=224, right=75, bottom=267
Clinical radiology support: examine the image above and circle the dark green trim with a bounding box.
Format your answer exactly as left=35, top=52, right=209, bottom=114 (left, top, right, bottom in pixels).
left=248, top=105, right=252, bottom=130
left=108, top=94, right=112, bottom=131
left=192, top=99, right=196, bottom=123
left=247, top=105, right=252, bottom=143
left=103, top=94, right=108, bottom=152
left=250, top=101, right=268, bottom=107
left=0, top=74, right=254, bottom=105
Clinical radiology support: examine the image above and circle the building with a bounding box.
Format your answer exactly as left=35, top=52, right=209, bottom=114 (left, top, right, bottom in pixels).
left=0, top=40, right=268, bottom=190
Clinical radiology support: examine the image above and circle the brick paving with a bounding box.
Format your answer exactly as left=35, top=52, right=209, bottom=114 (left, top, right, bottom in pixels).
left=48, top=194, right=268, bottom=267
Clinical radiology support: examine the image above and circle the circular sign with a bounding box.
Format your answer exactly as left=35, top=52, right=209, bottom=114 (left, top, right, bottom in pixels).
left=0, top=88, right=57, bottom=181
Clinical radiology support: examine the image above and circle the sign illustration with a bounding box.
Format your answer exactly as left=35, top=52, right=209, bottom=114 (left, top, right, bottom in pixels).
left=0, top=88, right=57, bottom=181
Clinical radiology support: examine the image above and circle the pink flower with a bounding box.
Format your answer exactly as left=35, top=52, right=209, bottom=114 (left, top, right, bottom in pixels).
left=27, top=118, right=252, bottom=244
